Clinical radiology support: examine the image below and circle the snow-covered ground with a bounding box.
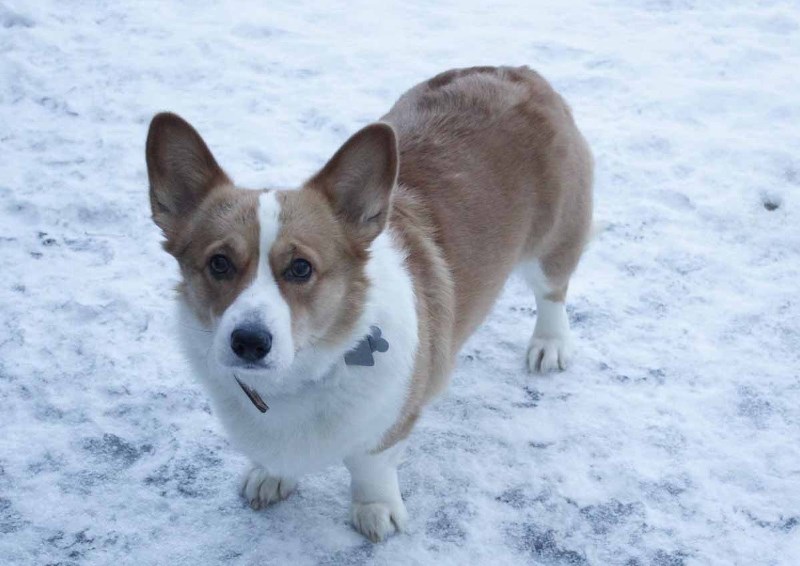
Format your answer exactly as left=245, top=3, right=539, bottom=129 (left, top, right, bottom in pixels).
left=1, top=1, right=799, bottom=564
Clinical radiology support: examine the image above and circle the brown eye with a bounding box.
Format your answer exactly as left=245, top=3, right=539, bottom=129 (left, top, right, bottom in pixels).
left=285, top=258, right=312, bottom=282
left=209, top=254, right=233, bottom=278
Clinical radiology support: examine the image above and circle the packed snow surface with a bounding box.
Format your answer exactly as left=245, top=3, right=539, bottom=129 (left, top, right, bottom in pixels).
left=1, top=1, right=798, bottom=564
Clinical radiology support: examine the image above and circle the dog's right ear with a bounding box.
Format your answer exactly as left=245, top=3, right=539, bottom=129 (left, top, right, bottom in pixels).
left=146, top=112, right=231, bottom=241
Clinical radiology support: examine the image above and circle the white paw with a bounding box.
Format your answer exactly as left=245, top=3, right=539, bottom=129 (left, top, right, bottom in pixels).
left=351, top=500, right=408, bottom=542
left=527, top=335, right=572, bottom=373
left=241, top=467, right=297, bottom=510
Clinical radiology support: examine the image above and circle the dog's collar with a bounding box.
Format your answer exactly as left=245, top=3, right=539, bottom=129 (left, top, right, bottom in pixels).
left=235, top=326, right=389, bottom=413
left=235, top=375, right=269, bottom=413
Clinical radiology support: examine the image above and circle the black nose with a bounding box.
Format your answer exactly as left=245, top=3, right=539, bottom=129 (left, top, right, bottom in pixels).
left=230, top=326, right=272, bottom=362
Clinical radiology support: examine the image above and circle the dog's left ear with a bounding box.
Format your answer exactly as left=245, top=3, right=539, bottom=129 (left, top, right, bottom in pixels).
left=308, top=122, right=399, bottom=245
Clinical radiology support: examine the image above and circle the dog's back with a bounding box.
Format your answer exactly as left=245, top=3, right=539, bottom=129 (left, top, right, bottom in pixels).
left=381, top=65, right=593, bottom=442
left=386, top=66, right=592, bottom=342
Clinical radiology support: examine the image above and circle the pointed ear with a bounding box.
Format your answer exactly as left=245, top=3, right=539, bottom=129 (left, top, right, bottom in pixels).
left=145, top=112, right=231, bottom=239
left=308, top=122, right=399, bottom=245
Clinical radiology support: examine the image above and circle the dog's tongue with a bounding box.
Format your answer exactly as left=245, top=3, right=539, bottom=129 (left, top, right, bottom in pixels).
left=235, top=376, right=269, bottom=413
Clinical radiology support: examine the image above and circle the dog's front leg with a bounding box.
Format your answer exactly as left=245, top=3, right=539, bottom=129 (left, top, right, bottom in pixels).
left=241, top=466, right=297, bottom=510
left=344, top=442, right=408, bottom=542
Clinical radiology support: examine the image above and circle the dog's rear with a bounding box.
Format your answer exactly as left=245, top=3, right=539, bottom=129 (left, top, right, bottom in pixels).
left=382, top=66, right=593, bottom=441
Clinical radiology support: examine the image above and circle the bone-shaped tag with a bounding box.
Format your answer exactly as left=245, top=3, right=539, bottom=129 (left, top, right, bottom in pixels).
left=344, top=326, right=389, bottom=367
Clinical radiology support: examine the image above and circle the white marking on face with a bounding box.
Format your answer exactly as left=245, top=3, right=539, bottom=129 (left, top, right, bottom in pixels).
left=212, top=191, right=294, bottom=373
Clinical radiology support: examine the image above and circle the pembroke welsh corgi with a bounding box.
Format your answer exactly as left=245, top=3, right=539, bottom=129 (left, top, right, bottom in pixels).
left=146, top=65, right=593, bottom=542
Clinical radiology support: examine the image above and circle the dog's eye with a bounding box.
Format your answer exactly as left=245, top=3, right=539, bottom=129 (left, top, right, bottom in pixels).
left=209, top=254, right=233, bottom=278
left=285, top=258, right=312, bottom=282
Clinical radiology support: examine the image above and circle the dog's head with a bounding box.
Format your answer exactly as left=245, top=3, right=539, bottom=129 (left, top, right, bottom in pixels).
left=146, top=113, right=398, bottom=393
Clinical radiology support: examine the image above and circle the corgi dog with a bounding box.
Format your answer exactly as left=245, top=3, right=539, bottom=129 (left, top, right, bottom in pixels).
left=146, top=65, right=592, bottom=542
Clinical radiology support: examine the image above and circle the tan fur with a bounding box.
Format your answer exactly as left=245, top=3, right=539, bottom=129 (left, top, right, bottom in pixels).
left=307, top=123, right=399, bottom=246
left=146, top=113, right=263, bottom=325
left=267, top=123, right=399, bottom=351
left=146, top=112, right=233, bottom=245
left=273, top=189, right=370, bottom=350
left=172, top=186, right=261, bottom=324
left=378, top=65, right=592, bottom=446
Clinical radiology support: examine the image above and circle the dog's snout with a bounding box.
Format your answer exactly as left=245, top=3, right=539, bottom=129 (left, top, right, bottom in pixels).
left=231, top=326, right=272, bottom=362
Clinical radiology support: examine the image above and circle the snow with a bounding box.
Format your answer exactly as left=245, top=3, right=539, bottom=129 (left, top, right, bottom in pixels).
left=1, top=1, right=799, bottom=564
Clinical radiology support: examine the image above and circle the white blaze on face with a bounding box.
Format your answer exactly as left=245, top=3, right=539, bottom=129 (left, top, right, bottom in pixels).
left=213, top=191, right=294, bottom=371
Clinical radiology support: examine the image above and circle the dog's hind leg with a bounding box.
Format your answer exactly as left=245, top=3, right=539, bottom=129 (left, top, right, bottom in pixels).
left=520, top=260, right=574, bottom=372
left=520, top=126, right=592, bottom=373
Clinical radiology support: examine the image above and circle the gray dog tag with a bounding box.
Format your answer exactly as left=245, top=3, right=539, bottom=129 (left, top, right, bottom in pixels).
left=344, top=326, right=389, bottom=367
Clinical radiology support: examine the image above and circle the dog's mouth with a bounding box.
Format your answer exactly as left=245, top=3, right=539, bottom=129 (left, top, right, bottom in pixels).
left=234, top=375, right=269, bottom=413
